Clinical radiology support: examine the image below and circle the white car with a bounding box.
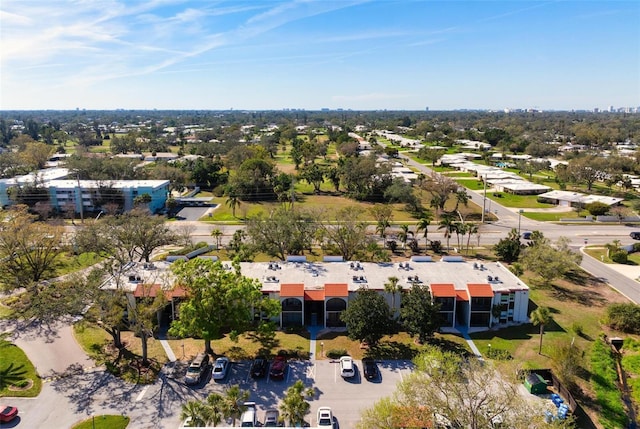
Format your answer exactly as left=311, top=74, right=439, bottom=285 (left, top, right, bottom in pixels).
left=317, top=406, right=333, bottom=427
left=211, top=357, right=230, bottom=381
left=339, top=356, right=355, bottom=378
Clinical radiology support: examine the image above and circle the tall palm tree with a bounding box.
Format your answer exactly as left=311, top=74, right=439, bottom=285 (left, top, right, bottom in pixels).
left=398, top=224, right=413, bottom=250
left=225, top=190, right=241, bottom=218
left=210, top=228, right=223, bottom=249
left=279, top=380, right=315, bottom=426
left=376, top=219, right=391, bottom=240
left=416, top=214, right=432, bottom=250
left=223, top=384, right=250, bottom=426
left=384, top=276, right=402, bottom=318
left=530, top=306, right=552, bottom=354
left=465, top=223, right=479, bottom=254
left=438, top=214, right=457, bottom=251
left=454, top=189, right=469, bottom=211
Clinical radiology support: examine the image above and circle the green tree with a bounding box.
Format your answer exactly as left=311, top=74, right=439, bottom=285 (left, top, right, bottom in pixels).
left=530, top=306, right=552, bottom=354
left=520, top=237, right=582, bottom=286
left=383, top=276, right=402, bottom=318
left=400, top=285, right=442, bottom=343
left=223, top=385, right=250, bottom=426
left=168, top=259, right=280, bottom=354
left=246, top=207, right=318, bottom=260
left=370, top=204, right=394, bottom=239
left=317, top=206, right=371, bottom=261
left=340, top=288, right=392, bottom=346
left=437, top=213, right=458, bottom=251
left=585, top=201, right=609, bottom=216
left=279, top=380, right=315, bottom=426
left=493, top=228, right=521, bottom=263
left=0, top=205, right=65, bottom=293
left=415, top=213, right=433, bottom=249
left=180, top=400, right=208, bottom=428
left=397, top=224, right=413, bottom=250
left=225, top=187, right=241, bottom=218
left=299, top=163, right=325, bottom=193
left=210, top=228, right=223, bottom=249
left=129, top=284, right=167, bottom=365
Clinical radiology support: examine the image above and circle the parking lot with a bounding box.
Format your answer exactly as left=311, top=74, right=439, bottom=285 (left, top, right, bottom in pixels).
left=183, top=358, right=414, bottom=428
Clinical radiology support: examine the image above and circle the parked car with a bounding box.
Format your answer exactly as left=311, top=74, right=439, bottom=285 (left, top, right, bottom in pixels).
left=270, top=355, right=288, bottom=380
left=211, top=357, right=230, bottom=381
left=0, top=405, right=18, bottom=422
left=630, top=232, right=640, bottom=240
left=362, top=358, right=378, bottom=380
left=263, top=409, right=281, bottom=427
left=339, top=356, right=355, bottom=378
left=250, top=356, right=269, bottom=378
left=240, top=402, right=258, bottom=427
left=317, top=406, right=334, bottom=428
left=184, top=353, right=210, bottom=385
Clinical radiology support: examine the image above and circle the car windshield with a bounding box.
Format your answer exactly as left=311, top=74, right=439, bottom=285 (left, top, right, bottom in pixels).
left=187, top=367, right=199, bottom=374
left=319, top=416, right=331, bottom=425
left=213, top=366, right=223, bottom=372
left=1, top=406, right=12, bottom=414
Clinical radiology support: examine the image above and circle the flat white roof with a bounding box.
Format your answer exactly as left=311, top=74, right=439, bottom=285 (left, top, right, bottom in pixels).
left=537, top=190, right=623, bottom=205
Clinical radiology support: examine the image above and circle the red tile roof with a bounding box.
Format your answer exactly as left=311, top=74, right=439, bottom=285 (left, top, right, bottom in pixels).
left=279, top=283, right=305, bottom=297
left=467, top=283, right=495, bottom=298
left=133, top=284, right=162, bottom=298
left=304, top=290, right=325, bottom=301
left=429, top=283, right=456, bottom=298
left=455, top=290, right=469, bottom=301
left=324, top=283, right=349, bottom=297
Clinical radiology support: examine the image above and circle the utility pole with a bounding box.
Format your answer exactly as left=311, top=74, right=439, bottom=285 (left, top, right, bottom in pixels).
left=481, top=175, right=487, bottom=223
left=77, top=173, right=84, bottom=224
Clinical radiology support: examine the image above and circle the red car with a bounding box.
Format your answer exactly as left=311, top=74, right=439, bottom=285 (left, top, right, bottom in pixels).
left=0, top=405, right=18, bottom=422
left=269, top=356, right=288, bottom=380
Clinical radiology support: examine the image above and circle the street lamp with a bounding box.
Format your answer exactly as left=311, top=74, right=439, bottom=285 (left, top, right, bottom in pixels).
left=320, top=342, right=324, bottom=358
left=518, top=209, right=524, bottom=235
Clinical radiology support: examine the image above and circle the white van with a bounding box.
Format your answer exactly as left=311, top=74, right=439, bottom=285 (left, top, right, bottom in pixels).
left=240, top=402, right=257, bottom=427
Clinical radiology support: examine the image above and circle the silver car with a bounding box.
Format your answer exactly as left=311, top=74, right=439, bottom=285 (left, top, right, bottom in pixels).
left=211, top=357, right=230, bottom=381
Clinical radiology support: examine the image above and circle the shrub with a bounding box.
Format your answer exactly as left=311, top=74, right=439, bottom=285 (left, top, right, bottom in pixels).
left=604, top=303, right=640, bottom=334
left=486, top=347, right=512, bottom=360
left=585, top=201, right=610, bottom=216
left=632, top=243, right=640, bottom=253
left=610, top=250, right=628, bottom=264
left=326, top=349, right=348, bottom=359
left=571, top=322, right=584, bottom=337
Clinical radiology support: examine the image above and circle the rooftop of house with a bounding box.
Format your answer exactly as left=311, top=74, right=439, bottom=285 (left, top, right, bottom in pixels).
left=105, top=258, right=528, bottom=297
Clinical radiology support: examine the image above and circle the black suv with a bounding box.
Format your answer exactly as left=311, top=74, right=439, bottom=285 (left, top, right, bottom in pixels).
left=250, top=356, right=269, bottom=378
left=362, top=358, right=378, bottom=380
left=631, top=232, right=640, bottom=240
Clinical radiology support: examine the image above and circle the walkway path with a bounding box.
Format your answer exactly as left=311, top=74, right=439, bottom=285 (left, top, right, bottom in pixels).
left=455, top=325, right=483, bottom=358
left=308, top=326, right=320, bottom=361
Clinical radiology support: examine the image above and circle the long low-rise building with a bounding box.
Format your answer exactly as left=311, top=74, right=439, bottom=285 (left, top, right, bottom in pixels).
left=112, top=256, right=530, bottom=333
left=0, top=168, right=169, bottom=214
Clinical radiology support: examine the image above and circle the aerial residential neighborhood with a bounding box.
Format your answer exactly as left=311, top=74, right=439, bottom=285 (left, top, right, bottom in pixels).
left=0, top=107, right=639, bottom=429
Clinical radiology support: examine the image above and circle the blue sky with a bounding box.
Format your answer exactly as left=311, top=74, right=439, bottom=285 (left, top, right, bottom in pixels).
left=1, top=0, right=638, bottom=111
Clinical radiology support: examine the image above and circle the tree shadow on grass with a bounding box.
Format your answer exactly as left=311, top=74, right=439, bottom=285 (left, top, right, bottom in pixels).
left=0, top=362, right=28, bottom=389
left=550, top=284, right=608, bottom=307
left=366, top=341, right=418, bottom=360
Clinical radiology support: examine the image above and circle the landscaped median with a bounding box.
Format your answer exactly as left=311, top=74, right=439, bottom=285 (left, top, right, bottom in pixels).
left=71, top=415, right=130, bottom=429
left=0, top=337, right=42, bottom=398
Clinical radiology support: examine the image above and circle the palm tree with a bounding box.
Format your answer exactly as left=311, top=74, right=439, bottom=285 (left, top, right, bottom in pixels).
left=180, top=400, right=208, bottom=428
left=465, top=223, right=479, bottom=254
left=376, top=218, right=391, bottom=240
left=211, top=228, right=223, bottom=249
left=223, top=385, right=250, bottom=426
left=225, top=190, right=241, bottom=218
left=206, top=393, right=226, bottom=427
left=454, top=189, right=469, bottom=211
left=279, top=380, right=315, bottom=426
left=416, top=214, right=432, bottom=250
left=438, top=214, right=457, bottom=251
left=398, top=224, right=413, bottom=250
left=530, top=306, right=552, bottom=354
left=384, top=276, right=402, bottom=318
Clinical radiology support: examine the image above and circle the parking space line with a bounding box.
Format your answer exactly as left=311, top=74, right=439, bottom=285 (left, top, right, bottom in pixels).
left=306, top=363, right=315, bottom=381
left=135, top=385, right=149, bottom=402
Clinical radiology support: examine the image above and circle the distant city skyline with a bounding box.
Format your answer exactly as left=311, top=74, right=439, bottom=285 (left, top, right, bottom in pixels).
left=1, top=1, right=639, bottom=111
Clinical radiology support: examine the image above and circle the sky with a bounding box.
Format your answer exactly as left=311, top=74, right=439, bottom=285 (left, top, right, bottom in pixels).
left=1, top=0, right=639, bottom=111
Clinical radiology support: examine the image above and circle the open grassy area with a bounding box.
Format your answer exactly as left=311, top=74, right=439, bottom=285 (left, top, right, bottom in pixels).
left=485, top=192, right=557, bottom=209
left=315, top=331, right=469, bottom=361
left=169, top=329, right=311, bottom=362
left=524, top=211, right=582, bottom=222
left=71, top=415, right=130, bottom=429
left=53, top=251, right=104, bottom=277
left=0, top=341, right=42, bottom=398
left=590, top=339, right=629, bottom=429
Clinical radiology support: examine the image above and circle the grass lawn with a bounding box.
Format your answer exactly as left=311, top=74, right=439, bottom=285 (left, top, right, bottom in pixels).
left=454, top=178, right=485, bottom=191
left=202, top=195, right=419, bottom=223
left=524, top=211, right=582, bottom=222
left=0, top=341, right=42, bottom=398
left=471, top=267, right=636, bottom=428
left=71, top=415, right=130, bottom=429
left=169, top=329, right=311, bottom=362
left=73, top=322, right=167, bottom=384
left=53, top=252, right=104, bottom=277
left=315, top=331, right=470, bottom=361
left=485, top=193, right=557, bottom=209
